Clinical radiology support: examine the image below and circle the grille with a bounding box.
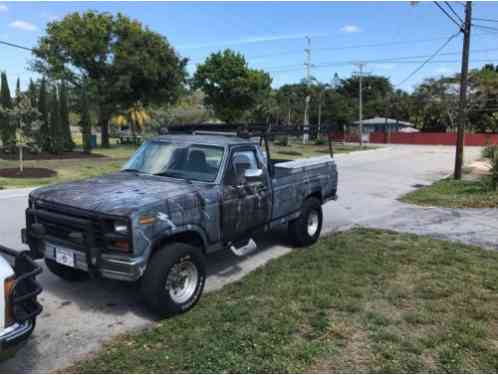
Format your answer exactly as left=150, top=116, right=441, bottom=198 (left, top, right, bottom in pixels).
left=33, top=202, right=106, bottom=248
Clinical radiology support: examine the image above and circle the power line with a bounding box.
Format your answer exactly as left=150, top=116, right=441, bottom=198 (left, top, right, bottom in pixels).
left=267, top=58, right=498, bottom=74
left=445, top=1, right=464, bottom=24
left=472, top=23, right=498, bottom=33
left=473, top=17, right=498, bottom=23
left=0, top=40, right=33, bottom=52
left=395, top=31, right=461, bottom=87
left=264, top=46, right=498, bottom=72
left=186, top=35, right=468, bottom=66
left=434, top=1, right=464, bottom=30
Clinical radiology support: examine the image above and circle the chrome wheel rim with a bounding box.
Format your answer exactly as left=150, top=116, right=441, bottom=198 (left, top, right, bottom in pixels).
left=165, top=259, right=199, bottom=304
left=307, top=211, right=319, bottom=237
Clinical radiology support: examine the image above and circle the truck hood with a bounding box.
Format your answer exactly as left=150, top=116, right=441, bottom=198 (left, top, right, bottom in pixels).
left=30, top=172, right=205, bottom=217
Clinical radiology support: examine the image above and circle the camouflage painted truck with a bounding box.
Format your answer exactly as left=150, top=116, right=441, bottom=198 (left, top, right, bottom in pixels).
left=21, top=131, right=338, bottom=316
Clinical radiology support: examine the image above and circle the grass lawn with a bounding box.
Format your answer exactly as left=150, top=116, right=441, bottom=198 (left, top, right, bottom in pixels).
left=270, top=142, right=373, bottom=160
left=70, top=228, right=498, bottom=373
left=0, top=145, right=138, bottom=189
left=400, top=177, right=498, bottom=208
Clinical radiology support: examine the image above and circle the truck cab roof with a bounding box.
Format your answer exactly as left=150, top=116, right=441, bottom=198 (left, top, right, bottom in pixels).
left=152, top=134, right=255, bottom=147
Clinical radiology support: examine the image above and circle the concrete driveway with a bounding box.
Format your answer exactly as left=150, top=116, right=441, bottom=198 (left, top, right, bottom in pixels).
left=0, top=144, right=492, bottom=373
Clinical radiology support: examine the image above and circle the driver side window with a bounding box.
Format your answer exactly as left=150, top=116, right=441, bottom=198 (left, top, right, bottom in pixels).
left=224, top=150, right=261, bottom=186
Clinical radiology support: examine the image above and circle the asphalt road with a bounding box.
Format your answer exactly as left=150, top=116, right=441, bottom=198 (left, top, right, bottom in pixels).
left=0, top=144, right=492, bottom=373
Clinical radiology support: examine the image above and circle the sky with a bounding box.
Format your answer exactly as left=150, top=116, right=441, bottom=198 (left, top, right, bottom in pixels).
left=1, top=1, right=498, bottom=92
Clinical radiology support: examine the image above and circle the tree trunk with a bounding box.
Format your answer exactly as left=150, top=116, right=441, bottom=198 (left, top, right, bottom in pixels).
left=19, top=145, right=23, bottom=173
left=99, top=109, right=110, bottom=148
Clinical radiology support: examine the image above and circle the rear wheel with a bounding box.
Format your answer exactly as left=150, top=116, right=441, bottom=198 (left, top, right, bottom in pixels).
left=289, top=197, right=323, bottom=247
left=141, top=243, right=206, bottom=317
left=45, top=258, right=89, bottom=282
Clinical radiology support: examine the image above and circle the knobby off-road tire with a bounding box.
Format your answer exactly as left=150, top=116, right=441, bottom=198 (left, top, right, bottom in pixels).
left=141, top=242, right=206, bottom=317
left=45, top=258, right=89, bottom=282
left=288, top=197, right=323, bottom=247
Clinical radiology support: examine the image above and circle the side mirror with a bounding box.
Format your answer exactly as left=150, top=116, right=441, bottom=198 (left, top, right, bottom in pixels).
left=244, top=168, right=263, bottom=182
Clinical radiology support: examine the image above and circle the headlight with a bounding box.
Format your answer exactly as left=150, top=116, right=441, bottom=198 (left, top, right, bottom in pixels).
left=113, top=221, right=128, bottom=234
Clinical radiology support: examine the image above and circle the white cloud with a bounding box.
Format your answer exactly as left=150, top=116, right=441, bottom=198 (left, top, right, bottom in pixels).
left=0, top=4, right=8, bottom=13
left=340, top=24, right=361, bottom=33
left=9, top=20, right=37, bottom=31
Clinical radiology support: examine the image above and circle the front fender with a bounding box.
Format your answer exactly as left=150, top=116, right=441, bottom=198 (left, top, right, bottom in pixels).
left=140, top=224, right=210, bottom=261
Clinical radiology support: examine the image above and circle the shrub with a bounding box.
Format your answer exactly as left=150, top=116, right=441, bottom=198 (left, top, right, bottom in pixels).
left=314, top=138, right=326, bottom=145
left=482, top=144, right=498, bottom=191
left=482, top=143, right=497, bottom=159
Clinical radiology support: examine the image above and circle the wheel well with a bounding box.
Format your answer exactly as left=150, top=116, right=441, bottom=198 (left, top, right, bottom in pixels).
left=307, top=191, right=322, bottom=203
left=153, top=231, right=206, bottom=254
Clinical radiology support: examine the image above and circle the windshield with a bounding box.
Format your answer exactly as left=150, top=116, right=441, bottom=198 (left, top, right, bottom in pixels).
left=122, top=141, right=225, bottom=182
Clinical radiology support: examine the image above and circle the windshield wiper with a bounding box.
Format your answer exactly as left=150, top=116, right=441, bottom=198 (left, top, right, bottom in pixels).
left=121, top=168, right=142, bottom=174
left=155, top=171, right=192, bottom=183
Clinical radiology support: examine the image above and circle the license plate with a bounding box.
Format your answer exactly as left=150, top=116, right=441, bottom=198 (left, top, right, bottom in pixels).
left=47, top=243, right=75, bottom=268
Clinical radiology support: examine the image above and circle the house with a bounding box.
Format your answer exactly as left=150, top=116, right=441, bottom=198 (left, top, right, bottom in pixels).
left=351, top=117, right=416, bottom=135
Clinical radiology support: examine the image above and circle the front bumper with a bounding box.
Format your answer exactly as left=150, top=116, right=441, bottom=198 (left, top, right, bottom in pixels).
left=43, top=245, right=144, bottom=282
left=0, top=320, right=34, bottom=360
left=24, top=206, right=145, bottom=282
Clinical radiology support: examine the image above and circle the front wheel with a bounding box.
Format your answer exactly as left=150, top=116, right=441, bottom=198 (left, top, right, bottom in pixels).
left=141, top=243, right=206, bottom=317
left=289, top=197, right=323, bottom=247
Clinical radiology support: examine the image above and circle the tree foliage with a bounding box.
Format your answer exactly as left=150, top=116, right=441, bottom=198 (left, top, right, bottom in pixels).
left=32, top=10, right=187, bottom=147
left=192, top=49, right=272, bottom=122
left=79, top=85, right=93, bottom=154
left=0, top=72, right=15, bottom=147
left=59, top=81, right=74, bottom=151
left=37, top=77, right=51, bottom=152
left=49, top=86, right=64, bottom=154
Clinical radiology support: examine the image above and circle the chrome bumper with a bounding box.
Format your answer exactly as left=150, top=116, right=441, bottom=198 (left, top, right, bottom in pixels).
left=44, top=246, right=144, bottom=282
left=0, top=321, right=34, bottom=359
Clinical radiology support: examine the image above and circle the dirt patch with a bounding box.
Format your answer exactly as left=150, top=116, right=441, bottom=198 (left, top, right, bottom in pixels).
left=465, top=159, right=491, bottom=179
left=0, top=150, right=105, bottom=161
left=0, top=167, right=57, bottom=178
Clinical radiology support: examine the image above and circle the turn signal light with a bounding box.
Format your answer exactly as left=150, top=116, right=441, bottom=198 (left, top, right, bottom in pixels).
left=139, top=215, right=156, bottom=225
left=4, top=276, right=15, bottom=327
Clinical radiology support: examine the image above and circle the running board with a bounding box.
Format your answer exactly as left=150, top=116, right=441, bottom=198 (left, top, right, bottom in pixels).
left=230, top=239, right=258, bottom=257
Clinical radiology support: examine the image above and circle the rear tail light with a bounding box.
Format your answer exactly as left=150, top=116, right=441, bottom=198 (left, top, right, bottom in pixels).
left=4, top=276, right=15, bottom=327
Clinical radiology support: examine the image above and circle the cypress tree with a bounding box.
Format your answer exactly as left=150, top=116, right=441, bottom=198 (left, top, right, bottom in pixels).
left=0, top=72, right=14, bottom=147
left=15, top=77, right=20, bottom=105
left=27, top=79, right=37, bottom=108
left=49, top=86, right=64, bottom=154
left=37, top=78, right=50, bottom=152
left=59, top=81, right=74, bottom=151
left=80, top=88, right=92, bottom=154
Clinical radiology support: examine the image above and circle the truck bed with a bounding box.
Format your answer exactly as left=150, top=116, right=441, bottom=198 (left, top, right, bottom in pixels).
left=270, top=155, right=338, bottom=220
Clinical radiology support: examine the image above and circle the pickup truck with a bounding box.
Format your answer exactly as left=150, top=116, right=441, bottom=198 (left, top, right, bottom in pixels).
left=0, top=246, right=42, bottom=360
left=23, top=132, right=338, bottom=316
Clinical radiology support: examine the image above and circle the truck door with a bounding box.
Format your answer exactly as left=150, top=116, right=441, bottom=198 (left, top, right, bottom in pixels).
left=222, top=146, right=272, bottom=242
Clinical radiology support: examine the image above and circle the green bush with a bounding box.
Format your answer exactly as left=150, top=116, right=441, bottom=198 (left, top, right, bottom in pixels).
left=482, top=143, right=497, bottom=159
left=482, top=144, right=498, bottom=190
left=314, top=137, right=326, bottom=145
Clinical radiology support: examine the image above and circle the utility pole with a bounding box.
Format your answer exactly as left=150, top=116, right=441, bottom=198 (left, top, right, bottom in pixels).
left=353, top=62, right=367, bottom=147
left=454, top=1, right=472, bottom=180
left=303, top=36, right=311, bottom=144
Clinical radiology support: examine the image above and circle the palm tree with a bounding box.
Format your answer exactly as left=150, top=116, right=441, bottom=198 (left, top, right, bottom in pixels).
left=111, top=102, right=150, bottom=141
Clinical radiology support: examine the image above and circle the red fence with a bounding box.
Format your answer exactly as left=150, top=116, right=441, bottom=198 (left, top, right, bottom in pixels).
left=367, top=132, right=498, bottom=146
